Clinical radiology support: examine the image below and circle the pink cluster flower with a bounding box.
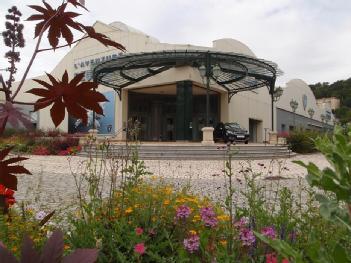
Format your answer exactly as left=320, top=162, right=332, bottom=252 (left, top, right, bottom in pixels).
left=183, top=235, right=200, bottom=253
left=134, top=242, right=146, bottom=255
left=200, top=206, right=218, bottom=228
left=239, top=228, right=256, bottom=246
left=261, top=226, right=276, bottom=239
left=176, top=205, right=191, bottom=220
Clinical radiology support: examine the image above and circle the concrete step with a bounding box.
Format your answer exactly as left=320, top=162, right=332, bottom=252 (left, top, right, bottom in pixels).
left=78, top=144, right=294, bottom=160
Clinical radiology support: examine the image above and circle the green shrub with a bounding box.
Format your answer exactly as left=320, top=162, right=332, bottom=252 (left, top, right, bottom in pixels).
left=287, top=129, right=321, bottom=153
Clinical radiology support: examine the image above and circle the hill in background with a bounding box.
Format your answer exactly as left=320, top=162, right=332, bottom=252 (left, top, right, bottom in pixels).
left=310, top=78, right=351, bottom=124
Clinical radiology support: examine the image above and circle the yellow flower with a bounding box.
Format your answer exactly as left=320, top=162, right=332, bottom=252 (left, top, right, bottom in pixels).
left=125, top=207, right=133, bottom=214
left=134, top=204, right=140, bottom=208
left=192, top=215, right=201, bottom=222
left=12, top=246, right=17, bottom=253
left=217, top=215, right=230, bottom=221
left=175, top=198, right=186, bottom=204
left=189, top=230, right=197, bottom=235
left=151, top=175, right=157, bottom=180
left=163, top=200, right=170, bottom=205
left=220, top=240, right=227, bottom=246
left=64, top=244, right=70, bottom=251
left=164, top=187, right=173, bottom=195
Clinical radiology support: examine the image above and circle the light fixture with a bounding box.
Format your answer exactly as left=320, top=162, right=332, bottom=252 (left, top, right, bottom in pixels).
left=199, top=65, right=206, bottom=78
left=321, top=114, right=326, bottom=122
left=212, top=64, right=221, bottom=78
left=308, top=108, right=315, bottom=119
left=290, top=99, right=298, bottom=113
left=273, top=87, right=283, bottom=102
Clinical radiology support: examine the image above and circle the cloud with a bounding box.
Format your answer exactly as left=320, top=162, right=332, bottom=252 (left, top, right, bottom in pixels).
left=0, top=0, right=350, bottom=88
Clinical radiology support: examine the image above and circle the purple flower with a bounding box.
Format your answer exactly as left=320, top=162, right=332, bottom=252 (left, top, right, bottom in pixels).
left=200, top=206, right=218, bottom=228
left=176, top=205, right=191, bottom=220
left=261, top=226, right=276, bottom=239
left=234, top=217, right=249, bottom=229
left=183, top=235, right=200, bottom=253
left=239, top=228, right=256, bottom=246
left=289, top=231, right=297, bottom=243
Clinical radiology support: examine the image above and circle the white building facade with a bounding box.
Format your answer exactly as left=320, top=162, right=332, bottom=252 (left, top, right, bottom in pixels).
left=4, top=21, right=333, bottom=141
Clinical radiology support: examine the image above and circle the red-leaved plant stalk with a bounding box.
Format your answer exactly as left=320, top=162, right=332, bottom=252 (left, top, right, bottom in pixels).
left=0, top=230, right=98, bottom=263
left=0, top=0, right=125, bottom=215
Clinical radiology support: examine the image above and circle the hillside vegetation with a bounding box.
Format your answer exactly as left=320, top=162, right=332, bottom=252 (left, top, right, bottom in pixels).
left=310, top=78, right=351, bottom=124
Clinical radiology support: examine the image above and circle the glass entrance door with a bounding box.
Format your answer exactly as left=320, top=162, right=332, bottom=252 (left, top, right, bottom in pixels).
left=128, top=84, right=220, bottom=142
left=129, top=92, right=177, bottom=141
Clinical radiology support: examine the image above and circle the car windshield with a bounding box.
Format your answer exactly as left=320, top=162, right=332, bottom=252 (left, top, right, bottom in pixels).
left=225, top=123, right=241, bottom=129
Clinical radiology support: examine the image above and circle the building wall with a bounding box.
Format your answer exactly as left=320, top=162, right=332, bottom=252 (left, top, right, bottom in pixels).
left=229, top=88, right=272, bottom=142
left=276, top=108, right=332, bottom=133
left=275, top=79, right=334, bottom=132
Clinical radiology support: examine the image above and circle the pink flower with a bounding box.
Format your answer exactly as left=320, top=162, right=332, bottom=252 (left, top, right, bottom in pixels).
left=183, top=235, right=200, bottom=253
left=135, top=227, right=144, bottom=236
left=239, top=228, right=256, bottom=246
left=134, top=243, right=146, bottom=255
left=200, top=206, right=218, bottom=228
left=0, top=241, right=5, bottom=248
left=234, top=217, right=249, bottom=229
left=261, top=226, right=276, bottom=239
left=175, top=205, right=191, bottom=220
left=266, top=253, right=289, bottom=263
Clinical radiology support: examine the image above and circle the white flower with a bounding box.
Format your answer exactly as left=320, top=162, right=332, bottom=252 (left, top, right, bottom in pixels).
left=35, top=211, right=47, bottom=221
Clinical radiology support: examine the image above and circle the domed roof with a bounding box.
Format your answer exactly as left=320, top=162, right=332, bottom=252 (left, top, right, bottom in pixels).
left=213, top=38, right=256, bottom=57
left=109, top=21, right=160, bottom=43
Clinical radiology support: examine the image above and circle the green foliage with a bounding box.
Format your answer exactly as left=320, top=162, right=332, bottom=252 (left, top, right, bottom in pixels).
left=257, top=126, right=351, bottom=263
left=123, top=148, right=152, bottom=187
left=287, top=129, right=321, bottom=153
left=294, top=125, right=351, bottom=227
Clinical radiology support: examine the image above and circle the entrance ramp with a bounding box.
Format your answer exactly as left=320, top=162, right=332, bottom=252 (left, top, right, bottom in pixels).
left=79, top=143, right=295, bottom=160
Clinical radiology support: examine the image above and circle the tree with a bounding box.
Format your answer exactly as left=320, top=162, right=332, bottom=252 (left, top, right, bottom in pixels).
left=0, top=0, right=125, bottom=213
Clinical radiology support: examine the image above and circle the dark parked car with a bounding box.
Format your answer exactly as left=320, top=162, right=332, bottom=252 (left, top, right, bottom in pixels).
left=213, top=122, right=249, bottom=144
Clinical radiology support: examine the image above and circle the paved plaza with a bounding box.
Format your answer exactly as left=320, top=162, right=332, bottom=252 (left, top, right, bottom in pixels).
left=14, top=153, right=331, bottom=213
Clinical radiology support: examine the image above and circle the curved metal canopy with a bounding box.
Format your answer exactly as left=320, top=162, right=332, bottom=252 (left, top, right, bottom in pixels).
left=93, top=50, right=282, bottom=100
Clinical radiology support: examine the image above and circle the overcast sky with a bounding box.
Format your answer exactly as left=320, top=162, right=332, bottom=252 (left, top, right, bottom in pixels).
left=1, top=0, right=350, bottom=86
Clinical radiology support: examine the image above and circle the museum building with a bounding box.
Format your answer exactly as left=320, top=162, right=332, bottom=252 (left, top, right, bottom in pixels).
left=2, top=21, right=334, bottom=142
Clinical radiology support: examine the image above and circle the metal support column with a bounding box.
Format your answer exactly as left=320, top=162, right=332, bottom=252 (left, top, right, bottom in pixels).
left=205, top=53, right=211, bottom=127
left=270, top=79, right=277, bottom=132
left=271, top=94, right=274, bottom=131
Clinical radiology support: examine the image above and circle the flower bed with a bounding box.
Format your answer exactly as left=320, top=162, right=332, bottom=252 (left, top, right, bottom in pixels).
left=0, top=129, right=81, bottom=155
left=1, top=127, right=351, bottom=262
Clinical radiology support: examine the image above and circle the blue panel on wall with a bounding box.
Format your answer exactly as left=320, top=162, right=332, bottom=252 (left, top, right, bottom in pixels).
left=68, top=90, right=115, bottom=134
